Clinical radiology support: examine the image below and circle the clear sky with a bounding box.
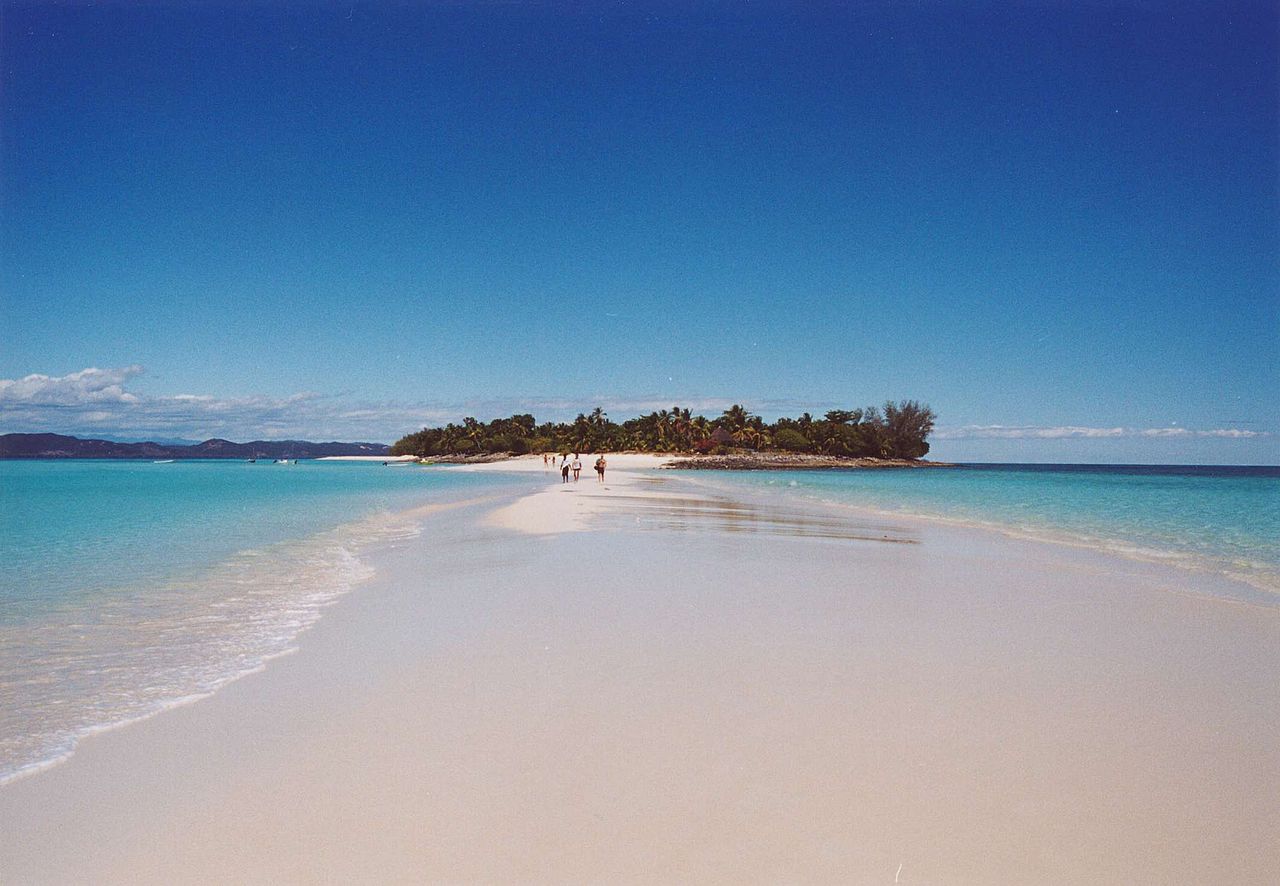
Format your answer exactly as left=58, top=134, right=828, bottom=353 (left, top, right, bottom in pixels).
left=2, top=1, right=1277, bottom=462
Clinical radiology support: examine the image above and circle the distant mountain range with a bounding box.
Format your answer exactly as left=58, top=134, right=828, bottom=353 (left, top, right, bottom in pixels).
left=0, top=433, right=390, bottom=460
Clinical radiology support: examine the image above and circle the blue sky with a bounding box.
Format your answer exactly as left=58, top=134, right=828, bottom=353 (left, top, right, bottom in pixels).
left=2, top=1, right=1276, bottom=462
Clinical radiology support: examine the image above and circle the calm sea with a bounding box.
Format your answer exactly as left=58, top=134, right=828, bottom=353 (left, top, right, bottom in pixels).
left=707, top=463, right=1280, bottom=600
left=2, top=459, right=1276, bottom=784
left=0, top=459, right=525, bottom=785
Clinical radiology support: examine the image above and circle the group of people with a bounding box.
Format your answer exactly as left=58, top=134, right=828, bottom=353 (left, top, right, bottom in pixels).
left=543, top=452, right=606, bottom=483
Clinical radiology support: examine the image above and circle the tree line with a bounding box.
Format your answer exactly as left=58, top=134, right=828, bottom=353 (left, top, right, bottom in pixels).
left=390, top=401, right=935, bottom=460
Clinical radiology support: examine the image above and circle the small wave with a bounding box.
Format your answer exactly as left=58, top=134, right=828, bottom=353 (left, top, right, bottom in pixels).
left=0, top=507, right=429, bottom=787
left=685, top=473, right=1280, bottom=603
left=818, top=498, right=1280, bottom=600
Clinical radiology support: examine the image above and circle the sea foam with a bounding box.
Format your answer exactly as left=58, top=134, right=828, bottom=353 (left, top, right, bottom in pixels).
left=0, top=460, right=525, bottom=785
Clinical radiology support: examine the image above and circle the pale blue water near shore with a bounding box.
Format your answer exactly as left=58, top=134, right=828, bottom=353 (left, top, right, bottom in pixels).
left=0, top=460, right=529, bottom=785
left=3, top=460, right=1277, bottom=785
left=701, top=464, right=1280, bottom=601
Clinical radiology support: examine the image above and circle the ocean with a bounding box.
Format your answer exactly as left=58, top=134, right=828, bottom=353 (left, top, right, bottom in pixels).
left=702, top=463, right=1280, bottom=601
left=0, top=459, right=528, bottom=785
left=2, top=459, right=1276, bottom=785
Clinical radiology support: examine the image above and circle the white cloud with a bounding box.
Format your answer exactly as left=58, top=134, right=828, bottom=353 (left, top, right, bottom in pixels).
left=0, top=366, right=144, bottom=406
left=1191, top=428, right=1267, bottom=439
left=0, top=368, right=796, bottom=442
left=937, top=424, right=1268, bottom=440
left=9, top=368, right=1268, bottom=447
left=0, top=367, right=447, bottom=442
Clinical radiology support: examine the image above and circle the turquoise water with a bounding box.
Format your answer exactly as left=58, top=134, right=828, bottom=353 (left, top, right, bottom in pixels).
left=3, top=459, right=1277, bottom=785
left=0, top=460, right=525, bottom=784
left=704, top=464, right=1280, bottom=598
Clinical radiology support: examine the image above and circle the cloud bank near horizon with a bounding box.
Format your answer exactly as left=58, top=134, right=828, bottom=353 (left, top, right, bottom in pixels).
left=0, top=367, right=1271, bottom=448
left=0, top=367, right=455, bottom=442
left=0, top=367, right=785, bottom=441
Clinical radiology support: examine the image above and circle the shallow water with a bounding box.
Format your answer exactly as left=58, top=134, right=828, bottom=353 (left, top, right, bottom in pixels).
left=695, top=464, right=1280, bottom=599
left=4, top=458, right=1276, bottom=784
left=0, top=460, right=524, bottom=784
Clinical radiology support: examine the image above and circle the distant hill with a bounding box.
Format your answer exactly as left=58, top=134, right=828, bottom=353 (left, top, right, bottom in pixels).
left=0, top=433, right=390, bottom=459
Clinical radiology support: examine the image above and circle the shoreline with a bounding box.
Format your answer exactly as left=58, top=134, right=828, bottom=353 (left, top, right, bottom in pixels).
left=2, top=465, right=1277, bottom=882
left=0, top=476, right=534, bottom=789
left=406, top=451, right=952, bottom=470
left=679, top=471, right=1280, bottom=606
left=458, top=454, right=1280, bottom=604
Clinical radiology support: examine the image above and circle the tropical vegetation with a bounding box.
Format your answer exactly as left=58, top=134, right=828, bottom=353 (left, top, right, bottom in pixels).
left=390, top=401, right=935, bottom=460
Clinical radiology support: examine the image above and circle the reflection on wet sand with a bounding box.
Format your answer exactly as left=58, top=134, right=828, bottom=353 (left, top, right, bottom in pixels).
left=598, top=486, right=919, bottom=544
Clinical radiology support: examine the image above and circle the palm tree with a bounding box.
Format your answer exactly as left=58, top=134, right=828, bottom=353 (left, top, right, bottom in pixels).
left=440, top=422, right=464, bottom=453
left=669, top=406, right=694, bottom=451
left=720, top=404, right=751, bottom=435
left=654, top=409, right=672, bottom=450
left=462, top=417, right=484, bottom=452
left=814, top=421, right=845, bottom=455
left=689, top=415, right=711, bottom=443
left=738, top=425, right=767, bottom=449
left=570, top=413, right=591, bottom=451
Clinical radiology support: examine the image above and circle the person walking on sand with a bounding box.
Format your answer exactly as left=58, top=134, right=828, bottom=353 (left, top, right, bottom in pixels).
left=571, top=454, right=582, bottom=481
left=561, top=460, right=570, bottom=483
left=595, top=455, right=606, bottom=482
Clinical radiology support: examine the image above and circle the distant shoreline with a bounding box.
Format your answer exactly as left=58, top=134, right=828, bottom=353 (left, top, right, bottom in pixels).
left=0, top=433, right=389, bottom=460
left=436, top=451, right=952, bottom=470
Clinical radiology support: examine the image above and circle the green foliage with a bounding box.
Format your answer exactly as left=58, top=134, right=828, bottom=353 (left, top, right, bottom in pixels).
left=881, top=400, right=935, bottom=459
left=823, top=409, right=861, bottom=425
left=389, top=400, right=937, bottom=461
left=772, top=428, right=811, bottom=452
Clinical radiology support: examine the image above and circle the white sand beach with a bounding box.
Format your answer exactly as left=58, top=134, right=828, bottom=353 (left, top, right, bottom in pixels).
left=461, top=453, right=674, bottom=533
left=1, top=458, right=1277, bottom=884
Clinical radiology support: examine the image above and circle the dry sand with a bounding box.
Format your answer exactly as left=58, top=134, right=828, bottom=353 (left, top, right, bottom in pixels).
left=1, top=461, right=1277, bottom=884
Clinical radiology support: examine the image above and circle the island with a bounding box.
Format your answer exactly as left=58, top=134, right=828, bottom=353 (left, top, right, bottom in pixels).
left=391, top=401, right=941, bottom=467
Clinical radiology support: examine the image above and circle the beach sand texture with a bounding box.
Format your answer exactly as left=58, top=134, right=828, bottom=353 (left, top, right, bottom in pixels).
left=1, top=458, right=1277, bottom=884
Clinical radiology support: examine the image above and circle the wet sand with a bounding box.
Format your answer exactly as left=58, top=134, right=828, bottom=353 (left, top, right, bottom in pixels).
left=1, top=463, right=1277, bottom=883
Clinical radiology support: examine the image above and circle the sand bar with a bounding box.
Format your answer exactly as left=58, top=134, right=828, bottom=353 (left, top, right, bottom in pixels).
left=1, top=461, right=1277, bottom=883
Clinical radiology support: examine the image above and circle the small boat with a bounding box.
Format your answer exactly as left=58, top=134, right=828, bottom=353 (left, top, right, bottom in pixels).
left=153, top=459, right=175, bottom=464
